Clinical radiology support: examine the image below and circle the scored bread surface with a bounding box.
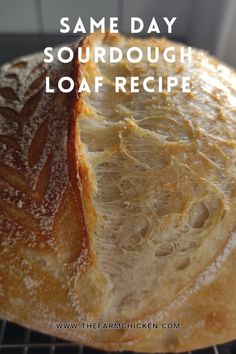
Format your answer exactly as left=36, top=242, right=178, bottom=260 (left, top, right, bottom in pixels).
left=1, top=33, right=236, bottom=352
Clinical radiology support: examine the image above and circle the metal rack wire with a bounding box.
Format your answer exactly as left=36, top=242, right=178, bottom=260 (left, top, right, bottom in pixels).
left=0, top=319, right=234, bottom=354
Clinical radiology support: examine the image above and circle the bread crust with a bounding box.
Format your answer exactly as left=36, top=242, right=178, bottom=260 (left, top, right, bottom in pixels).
left=1, top=33, right=236, bottom=353
left=0, top=48, right=95, bottom=346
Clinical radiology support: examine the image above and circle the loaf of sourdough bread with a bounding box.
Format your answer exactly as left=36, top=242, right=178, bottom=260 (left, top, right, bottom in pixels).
left=1, top=32, right=236, bottom=353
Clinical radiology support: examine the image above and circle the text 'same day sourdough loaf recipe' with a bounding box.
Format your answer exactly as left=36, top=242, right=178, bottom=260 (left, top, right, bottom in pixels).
left=1, top=32, right=236, bottom=353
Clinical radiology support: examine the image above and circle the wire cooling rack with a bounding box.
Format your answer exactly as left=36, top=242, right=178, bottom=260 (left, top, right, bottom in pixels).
left=0, top=319, right=235, bottom=354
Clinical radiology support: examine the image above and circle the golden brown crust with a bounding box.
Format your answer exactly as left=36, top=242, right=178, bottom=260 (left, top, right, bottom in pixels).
left=1, top=33, right=236, bottom=353
left=0, top=48, right=94, bottom=344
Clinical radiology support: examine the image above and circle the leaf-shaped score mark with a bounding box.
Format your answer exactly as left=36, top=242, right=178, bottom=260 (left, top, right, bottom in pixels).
left=26, top=72, right=46, bottom=96
left=26, top=62, right=45, bottom=79
left=0, top=106, right=19, bottom=124
left=20, top=88, right=43, bottom=124
left=0, top=152, right=52, bottom=202
left=0, top=87, right=19, bottom=101
left=0, top=161, right=31, bottom=195
left=32, top=153, right=52, bottom=201
left=5, top=73, right=18, bottom=81
left=0, top=199, right=39, bottom=232
left=0, top=89, right=43, bottom=126
left=53, top=186, right=84, bottom=263
left=0, top=135, right=22, bottom=151
left=28, top=118, right=49, bottom=168
left=11, top=60, right=28, bottom=69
